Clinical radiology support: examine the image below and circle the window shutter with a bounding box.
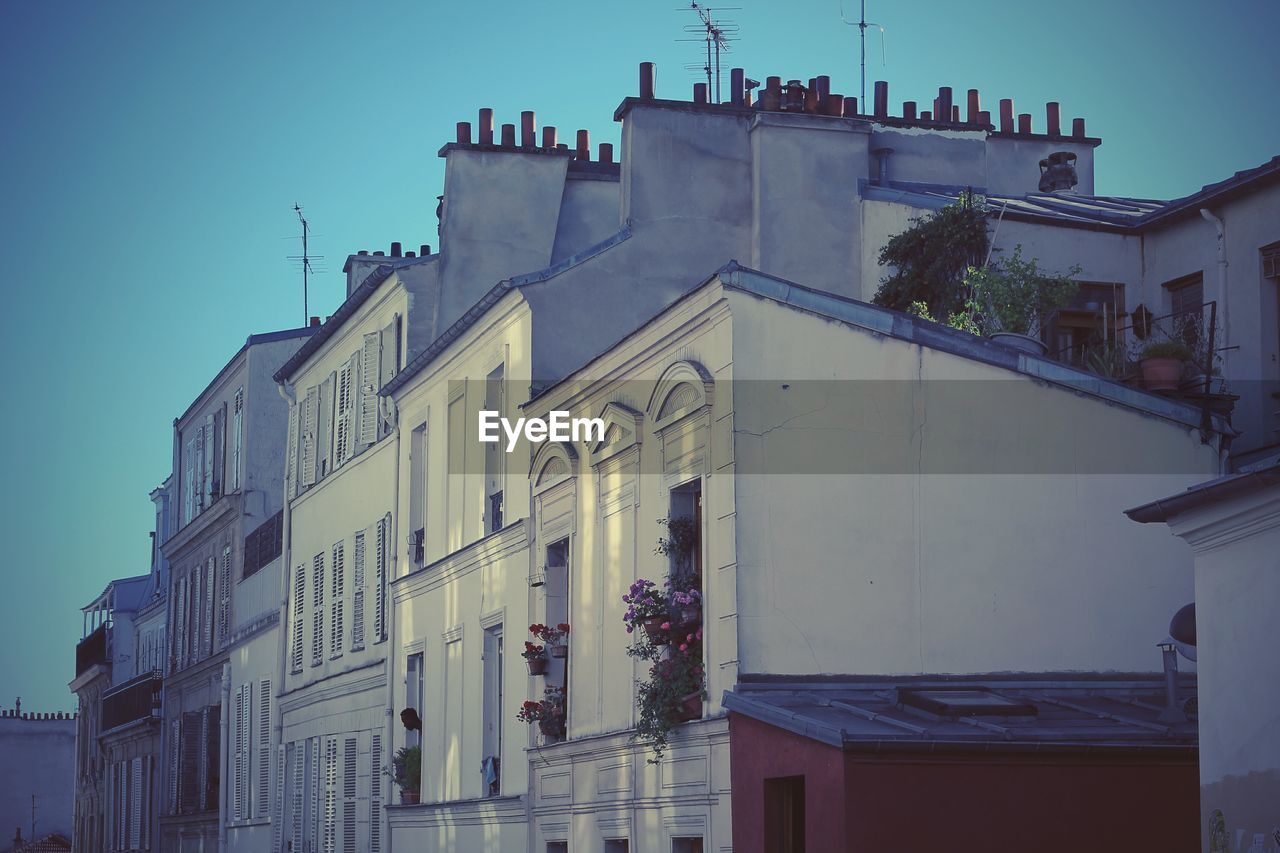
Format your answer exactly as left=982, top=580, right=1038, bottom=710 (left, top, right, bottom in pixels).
left=379, top=317, right=400, bottom=389
left=181, top=710, right=202, bottom=814
left=300, top=386, right=318, bottom=488
left=258, top=678, right=271, bottom=818
left=169, top=717, right=180, bottom=814
left=175, top=576, right=187, bottom=672
left=312, top=552, right=325, bottom=666
left=219, top=546, right=232, bottom=648
left=197, top=708, right=211, bottom=812
left=291, top=564, right=305, bottom=673
left=335, top=357, right=356, bottom=468
left=358, top=333, right=381, bottom=445
left=116, top=761, right=125, bottom=850
left=330, top=541, right=345, bottom=658
left=290, top=743, right=304, bottom=852
left=286, top=402, right=299, bottom=500
left=233, top=685, right=244, bottom=820
left=374, top=517, right=388, bottom=642
left=183, top=434, right=197, bottom=524
left=342, top=737, right=357, bottom=853
left=324, top=737, right=338, bottom=853
left=202, top=412, right=216, bottom=509
left=272, top=743, right=286, bottom=850
left=231, top=387, right=244, bottom=491
left=141, top=756, right=151, bottom=849
left=351, top=532, right=366, bottom=652
left=317, top=372, right=335, bottom=480
left=203, top=555, right=216, bottom=659
left=310, top=737, right=321, bottom=851
left=369, top=733, right=382, bottom=853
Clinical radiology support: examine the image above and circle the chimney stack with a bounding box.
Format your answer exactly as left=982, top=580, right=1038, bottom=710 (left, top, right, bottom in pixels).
left=998, top=99, right=1014, bottom=133
left=521, top=111, right=536, bottom=147
left=937, top=87, right=953, bottom=124
left=576, top=129, right=590, bottom=161
left=951, top=105, right=960, bottom=123
left=1046, top=102, right=1061, bottom=136
left=639, top=62, right=656, bottom=99
left=815, top=75, right=831, bottom=100
left=420, top=244, right=431, bottom=256
left=978, top=110, right=991, bottom=127
left=309, top=316, right=321, bottom=327
left=902, top=101, right=917, bottom=120
left=843, top=96, right=858, bottom=116
left=824, top=94, right=845, bottom=117
left=478, top=108, right=494, bottom=145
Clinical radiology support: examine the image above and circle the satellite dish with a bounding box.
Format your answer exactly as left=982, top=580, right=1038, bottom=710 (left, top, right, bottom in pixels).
left=1169, top=603, right=1196, bottom=662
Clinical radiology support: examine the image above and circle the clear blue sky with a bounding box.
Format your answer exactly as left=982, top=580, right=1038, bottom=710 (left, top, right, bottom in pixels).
left=1, top=0, right=1276, bottom=711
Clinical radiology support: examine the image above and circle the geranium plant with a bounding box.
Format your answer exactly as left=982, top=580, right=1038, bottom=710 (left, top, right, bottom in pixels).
left=516, top=686, right=566, bottom=741
left=521, top=641, right=546, bottom=661
left=655, top=516, right=699, bottom=575
left=633, top=629, right=705, bottom=762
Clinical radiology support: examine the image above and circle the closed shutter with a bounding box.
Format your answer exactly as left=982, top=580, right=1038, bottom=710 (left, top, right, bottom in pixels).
left=330, top=541, right=345, bottom=658
left=181, top=710, right=201, bottom=814
left=289, top=743, right=304, bottom=853
left=258, top=679, right=272, bottom=818
left=202, top=412, right=216, bottom=509
left=204, top=703, right=221, bottom=813
left=175, top=576, right=187, bottom=671
left=203, top=555, right=216, bottom=658
left=379, top=316, right=400, bottom=390
left=167, top=584, right=179, bottom=675
left=374, top=517, right=388, bottom=642
left=183, top=434, right=197, bottom=523
left=233, top=685, right=245, bottom=820
left=342, top=737, right=357, bottom=853
left=300, top=386, right=318, bottom=488
left=141, top=756, right=151, bottom=849
left=323, top=737, right=337, bottom=853
left=369, top=733, right=381, bottom=853
left=351, top=532, right=366, bottom=652
left=231, top=387, right=244, bottom=492
left=309, top=737, right=321, bottom=852
left=219, top=546, right=232, bottom=648
left=116, top=761, right=125, bottom=850
left=334, top=357, right=356, bottom=468
left=271, top=744, right=286, bottom=851
left=168, top=717, right=180, bottom=814
left=286, top=402, right=299, bottom=500
left=291, top=564, right=306, bottom=672
left=196, top=708, right=210, bottom=812
left=358, top=333, right=381, bottom=445
left=316, top=372, right=335, bottom=480
left=311, top=553, right=325, bottom=666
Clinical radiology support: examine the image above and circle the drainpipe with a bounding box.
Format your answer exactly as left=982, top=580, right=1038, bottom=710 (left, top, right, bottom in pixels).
left=384, top=399, right=402, bottom=853
left=274, top=381, right=296, bottom=842
left=219, top=662, right=230, bottom=853
left=1200, top=208, right=1229, bottom=375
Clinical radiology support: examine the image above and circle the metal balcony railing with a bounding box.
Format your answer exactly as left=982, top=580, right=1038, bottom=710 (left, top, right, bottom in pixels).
left=101, top=669, right=163, bottom=731
left=75, top=623, right=110, bottom=677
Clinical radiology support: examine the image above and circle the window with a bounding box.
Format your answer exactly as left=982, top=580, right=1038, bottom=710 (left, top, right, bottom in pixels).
left=484, top=364, right=506, bottom=535
left=233, top=682, right=253, bottom=820
left=605, top=842, right=630, bottom=853
left=243, top=511, right=284, bottom=579
left=546, top=843, right=568, bottom=853
left=672, top=839, right=703, bottom=853
left=1045, top=282, right=1125, bottom=366
left=1261, top=241, right=1280, bottom=280
left=764, top=776, right=805, bottom=853
left=482, top=625, right=504, bottom=795
left=1165, top=272, right=1205, bottom=346
left=181, top=413, right=219, bottom=524
left=405, top=653, right=423, bottom=749
left=409, top=423, right=427, bottom=565
left=544, top=538, right=570, bottom=708
left=668, top=481, right=703, bottom=586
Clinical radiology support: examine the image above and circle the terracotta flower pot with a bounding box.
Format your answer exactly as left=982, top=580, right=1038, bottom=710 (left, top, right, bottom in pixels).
left=401, top=789, right=420, bottom=805
left=990, top=331, right=1048, bottom=356
left=676, top=692, right=703, bottom=722
left=526, top=656, right=549, bottom=676
left=1140, top=357, right=1184, bottom=391
left=641, top=617, right=667, bottom=644
left=550, top=643, right=569, bottom=659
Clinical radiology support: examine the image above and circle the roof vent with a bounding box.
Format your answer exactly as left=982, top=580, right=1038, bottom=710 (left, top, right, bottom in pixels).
left=1038, top=151, right=1078, bottom=193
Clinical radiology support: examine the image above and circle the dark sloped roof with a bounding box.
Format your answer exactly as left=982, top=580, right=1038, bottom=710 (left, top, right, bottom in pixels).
left=274, top=265, right=395, bottom=383
left=1126, top=461, right=1280, bottom=523
left=724, top=675, right=1198, bottom=753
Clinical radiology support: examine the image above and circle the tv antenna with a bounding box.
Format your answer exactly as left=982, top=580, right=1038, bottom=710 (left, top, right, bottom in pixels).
left=678, top=2, right=740, bottom=103
left=287, top=204, right=325, bottom=324
left=840, top=0, right=886, bottom=111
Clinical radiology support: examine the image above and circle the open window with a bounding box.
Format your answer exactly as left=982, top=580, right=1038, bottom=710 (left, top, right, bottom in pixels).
left=482, top=624, right=504, bottom=795
left=484, top=364, right=506, bottom=535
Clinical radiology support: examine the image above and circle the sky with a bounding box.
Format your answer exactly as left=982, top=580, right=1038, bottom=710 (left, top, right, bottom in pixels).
left=1, top=0, right=1277, bottom=712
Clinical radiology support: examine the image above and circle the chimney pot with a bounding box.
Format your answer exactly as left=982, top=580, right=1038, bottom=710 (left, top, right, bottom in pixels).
left=815, top=75, right=831, bottom=99
left=500, top=123, right=516, bottom=147
left=999, top=99, right=1014, bottom=133
left=803, top=85, right=820, bottom=114
left=521, top=110, right=536, bottom=147
left=420, top=244, right=431, bottom=256
left=309, top=316, right=321, bottom=327
left=967, top=88, right=980, bottom=124
left=921, top=110, right=932, bottom=121
left=978, top=110, right=991, bottom=127
left=761, top=77, right=783, bottom=111
left=639, top=62, right=656, bottom=99
left=824, top=93, right=845, bottom=116
left=576, top=129, right=590, bottom=161
left=1018, top=112, right=1032, bottom=134
left=873, top=80, right=889, bottom=117
left=598, top=142, right=614, bottom=163
left=405, top=251, right=415, bottom=258
left=542, top=126, right=558, bottom=148
left=456, top=121, right=471, bottom=144
left=373, top=250, right=384, bottom=256
left=693, top=82, right=708, bottom=104
left=730, top=67, right=745, bottom=106
left=478, top=108, right=494, bottom=145
left=843, top=96, right=858, bottom=116
left=1072, top=117, right=1086, bottom=138
left=556, top=143, right=568, bottom=151
left=391, top=242, right=402, bottom=257
left=1046, top=101, right=1061, bottom=136
left=937, top=87, right=953, bottom=123
left=951, top=105, right=960, bottom=123
left=902, top=101, right=917, bottom=120
left=357, top=250, right=368, bottom=256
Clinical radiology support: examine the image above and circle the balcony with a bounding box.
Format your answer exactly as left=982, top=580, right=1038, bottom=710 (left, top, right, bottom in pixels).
left=75, top=623, right=109, bottom=677
left=102, top=670, right=163, bottom=732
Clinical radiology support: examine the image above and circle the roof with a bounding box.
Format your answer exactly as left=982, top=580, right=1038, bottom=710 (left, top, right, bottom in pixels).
left=1125, top=461, right=1280, bottom=524
left=176, top=325, right=318, bottom=424
left=868, top=154, right=1280, bottom=232
left=12, top=834, right=72, bottom=853
left=724, top=675, right=1198, bottom=754
left=80, top=574, right=150, bottom=614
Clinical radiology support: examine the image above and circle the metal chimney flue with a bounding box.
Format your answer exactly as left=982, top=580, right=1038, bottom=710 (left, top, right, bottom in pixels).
left=730, top=67, right=745, bottom=106
left=542, top=126, right=557, bottom=149
left=478, top=108, right=494, bottom=145
left=639, top=62, right=656, bottom=99
left=873, top=80, right=888, bottom=118
left=999, top=99, right=1014, bottom=133
left=521, top=111, right=536, bottom=147
left=1046, top=101, right=1061, bottom=136
left=456, top=121, right=472, bottom=144
left=575, top=129, right=590, bottom=161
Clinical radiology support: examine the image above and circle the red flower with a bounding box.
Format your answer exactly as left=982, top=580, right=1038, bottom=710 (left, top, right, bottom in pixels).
left=556, top=623, right=571, bottom=634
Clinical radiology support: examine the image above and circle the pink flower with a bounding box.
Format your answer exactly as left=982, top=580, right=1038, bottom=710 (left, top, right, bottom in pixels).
left=679, top=643, right=688, bottom=651
left=660, top=622, right=670, bottom=630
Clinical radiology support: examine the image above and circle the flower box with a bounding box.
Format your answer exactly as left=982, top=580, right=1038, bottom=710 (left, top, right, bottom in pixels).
left=642, top=617, right=667, bottom=645
left=526, top=656, right=549, bottom=676
left=549, top=643, right=569, bottom=659
left=676, top=692, right=703, bottom=722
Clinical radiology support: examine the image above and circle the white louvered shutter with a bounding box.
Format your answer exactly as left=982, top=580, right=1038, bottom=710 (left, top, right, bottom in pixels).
left=202, top=412, right=216, bottom=508
left=258, top=679, right=271, bottom=818
left=218, top=546, right=231, bottom=647
left=330, top=541, right=345, bottom=658
left=175, top=576, right=187, bottom=671
left=324, top=737, right=337, bottom=853
left=317, top=372, right=335, bottom=480
left=374, top=517, right=388, bottom=642
left=311, top=553, right=325, bottom=666
left=291, top=564, right=305, bottom=672
left=358, top=333, right=381, bottom=445
left=272, top=744, right=286, bottom=851
left=334, top=357, right=355, bottom=468
left=131, top=757, right=142, bottom=848
left=310, top=737, right=321, bottom=851
left=369, top=733, right=381, bottom=853
left=300, top=386, right=318, bottom=488
left=188, top=567, right=200, bottom=668
left=351, top=532, right=365, bottom=652
left=231, top=387, right=244, bottom=491
left=285, top=402, right=299, bottom=500
left=169, top=717, right=180, bottom=814
left=290, top=743, right=304, bottom=853
left=342, top=737, right=357, bottom=853
left=183, top=434, right=197, bottom=523
left=233, top=685, right=244, bottom=820
left=203, top=555, right=216, bottom=658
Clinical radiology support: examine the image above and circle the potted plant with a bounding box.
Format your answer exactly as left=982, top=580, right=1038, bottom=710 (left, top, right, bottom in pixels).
left=522, top=640, right=549, bottom=676
left=967, top=245, right=1080, bottom=355
left=622, top=579, right=670, bottom=645
left=530, top=623, right=571, bottom=659
left=655, top=516, right=699, bottom=575
left=671, top=587, right=702, bottom=626
left=632, top=628, right=705, bottom=762
left=1138, top=340, right=1193, bottom=391
left=389, top=745, right=421, bottom=804
left=516, top=686, right=566, bottom=743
